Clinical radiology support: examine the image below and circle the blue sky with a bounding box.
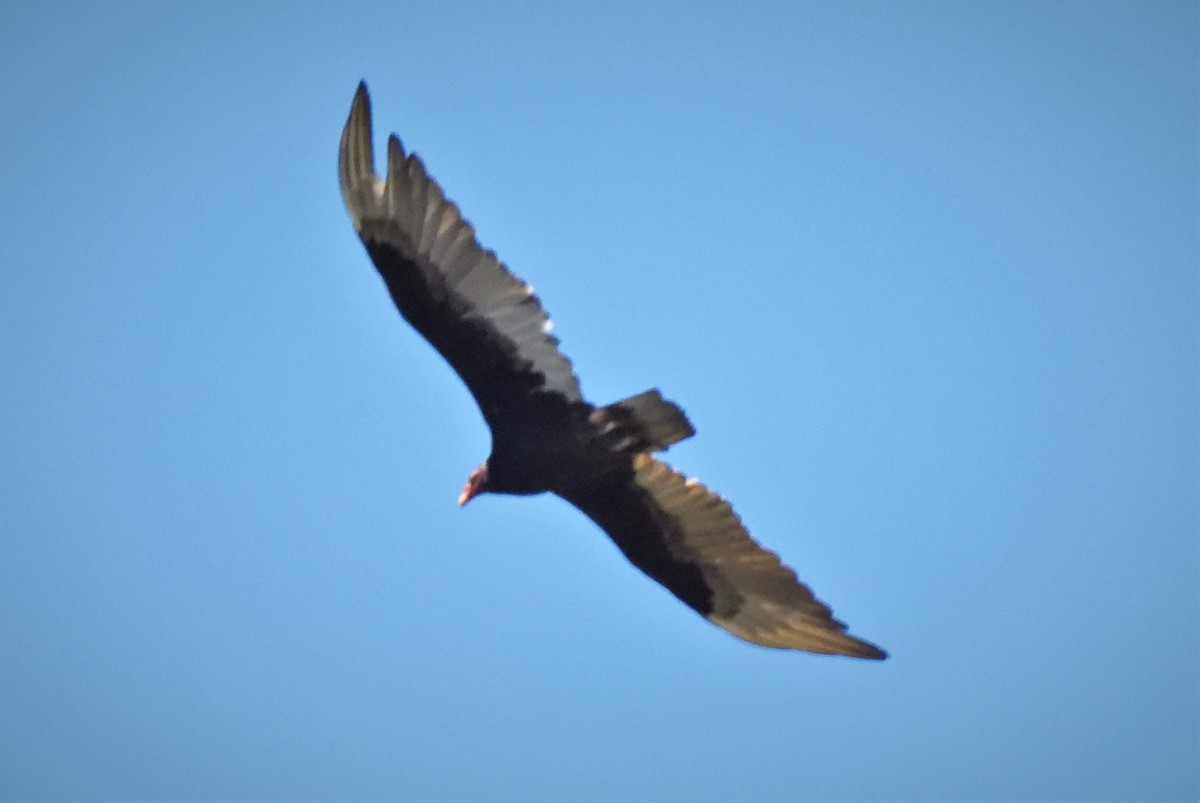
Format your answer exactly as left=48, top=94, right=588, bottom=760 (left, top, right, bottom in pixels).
left=1, top=2, right=1196, bottom=800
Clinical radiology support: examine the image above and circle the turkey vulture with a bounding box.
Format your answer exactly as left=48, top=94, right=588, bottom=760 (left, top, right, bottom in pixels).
left=339, top=82, right=886, bottom=659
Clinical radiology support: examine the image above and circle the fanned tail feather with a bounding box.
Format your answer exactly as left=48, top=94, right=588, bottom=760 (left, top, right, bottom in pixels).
left=590, top=389, right=695, bottom=454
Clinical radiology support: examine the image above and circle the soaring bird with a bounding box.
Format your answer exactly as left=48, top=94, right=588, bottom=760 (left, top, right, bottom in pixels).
left=339, top=82, right=886, bottom=659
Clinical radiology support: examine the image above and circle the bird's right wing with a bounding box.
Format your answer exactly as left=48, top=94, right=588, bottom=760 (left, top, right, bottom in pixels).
left=559, top=454, right=887, bottom=658
left=339, top=83, right=582, bottom=426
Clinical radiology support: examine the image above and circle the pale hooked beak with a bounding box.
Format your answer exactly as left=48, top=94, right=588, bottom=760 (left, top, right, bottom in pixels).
left=458, top=464, right=487, bottom=507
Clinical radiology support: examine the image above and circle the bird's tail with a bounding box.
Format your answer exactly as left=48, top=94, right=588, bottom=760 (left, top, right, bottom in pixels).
left=591, top=390, right=696, bottom=454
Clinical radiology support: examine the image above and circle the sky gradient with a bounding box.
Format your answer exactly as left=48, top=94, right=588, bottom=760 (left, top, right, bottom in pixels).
left=1, top=2, right=1197, bottom=800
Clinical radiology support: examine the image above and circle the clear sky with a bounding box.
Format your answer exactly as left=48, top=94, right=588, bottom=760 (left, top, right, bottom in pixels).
left=1, top=2, right=1196, bottom=800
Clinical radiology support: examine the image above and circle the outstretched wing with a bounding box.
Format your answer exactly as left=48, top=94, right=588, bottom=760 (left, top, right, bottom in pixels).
left=339, top=82, right=582, bottom=427
left=558, top=454, right=887, bottom=658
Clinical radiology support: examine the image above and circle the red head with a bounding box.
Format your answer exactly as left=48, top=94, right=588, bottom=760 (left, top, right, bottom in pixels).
left=457, top=462, right=489, bottom=507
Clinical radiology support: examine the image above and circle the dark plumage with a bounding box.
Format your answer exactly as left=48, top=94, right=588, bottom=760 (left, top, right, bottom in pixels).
left=339, top=82, right=886, bottom=659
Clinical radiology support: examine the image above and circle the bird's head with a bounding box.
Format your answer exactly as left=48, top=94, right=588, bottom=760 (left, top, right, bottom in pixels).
left=457, top=462, right=489, bottom=507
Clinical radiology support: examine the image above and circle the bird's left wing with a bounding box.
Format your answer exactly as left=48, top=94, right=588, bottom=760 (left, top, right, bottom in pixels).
left=339, top=82, right=582, bottom=425
left=558, top=454, right=887, bottom=658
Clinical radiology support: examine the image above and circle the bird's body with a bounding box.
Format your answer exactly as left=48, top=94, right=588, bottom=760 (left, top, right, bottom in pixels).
left=339, top=82, right=887, bottom=659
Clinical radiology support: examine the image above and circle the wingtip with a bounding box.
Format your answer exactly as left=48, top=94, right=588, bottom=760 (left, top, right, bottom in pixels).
left=349, top=80, right=372, bottom=131
left=853, top=641, right=889, bottom=660
left=387, top=132, right=407, bottom=163
left=796, top=626, right=889, bottom=660
left=351, top=81, right=372, bottom=121
left=708, top=604, right=889, bottom=659
left=837, top=627, right=889, bottom=660
left=339, top=80, right=380, bottom=224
